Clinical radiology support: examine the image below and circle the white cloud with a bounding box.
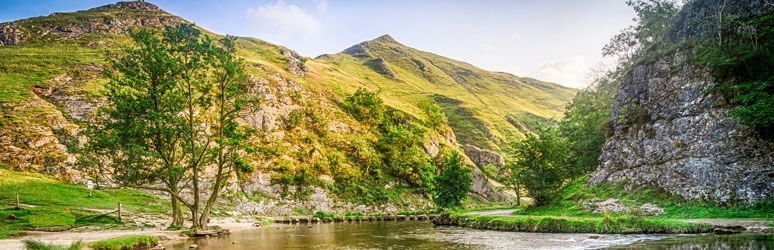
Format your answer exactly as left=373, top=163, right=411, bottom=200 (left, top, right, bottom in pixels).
left=494, top=55, right=589, bottom=89
left=246, top=0, right=322, bottom=37
left=313, top=0, right=328, bottom=13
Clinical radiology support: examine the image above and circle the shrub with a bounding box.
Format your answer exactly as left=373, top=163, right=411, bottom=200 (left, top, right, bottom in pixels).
left=433, top=152, right=472, bottom=209
left=90, top=236, right=158, bottom=250
left=23, top=240, right=83, bottom=250
left=314, top=211, right=334, bottom=219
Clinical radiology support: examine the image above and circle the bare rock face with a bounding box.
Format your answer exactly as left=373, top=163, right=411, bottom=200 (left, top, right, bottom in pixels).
left=590, top=0, right=774, bottom=203
left=462, top=144, right=505, bottom=168
left=281, top=50, right=308, bottom=77
left=581, top=198, right=664, bottom=216
left=0, top=23, right=22, bottom=45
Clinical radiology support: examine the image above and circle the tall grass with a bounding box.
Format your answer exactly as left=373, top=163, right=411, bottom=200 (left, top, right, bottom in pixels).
left=22, top=239, right=83, bottom=250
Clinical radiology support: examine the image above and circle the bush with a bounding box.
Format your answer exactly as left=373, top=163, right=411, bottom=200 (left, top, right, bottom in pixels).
left=433, top=152, right=472, bottom=209
left=90, top=236, right=158, bottom=250
left=418, top=98, right=448, bottom=130
left=23, top=240, right=83, bottom=250
left=314, top=211, right=334, bottom=219
left=507, top=126, right=569, bottom=206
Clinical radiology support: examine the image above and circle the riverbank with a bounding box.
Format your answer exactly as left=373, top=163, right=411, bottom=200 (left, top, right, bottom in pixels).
left=432, top=208, right=774, bottom=234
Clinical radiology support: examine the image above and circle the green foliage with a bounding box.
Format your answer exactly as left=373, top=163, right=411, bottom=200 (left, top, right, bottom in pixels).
left=342, top=88, right=387, bottom=126
left=558, top=69, right=621, bottom=178
left=287, top=109, right=305, bottom=128
left=417, top=98, right=448, bottom=130
left=234, top=158, right=256, bottom=174
left=23, top=239, right=83, bottom=250
left=695, top=14, right=774, bottom=138
left=451, top=213, right=713, bottom=234
left=90, top=236, right=159, bottom=250
left=80, top=23, right=254, bottom=229
left=339, top=88, right=439, bottom=192
left=432, top=152, right=472, bottom=209
left=313, top=211, right=334, bottom=219
left=507, top=126, right=569, bottom=206
left=515, top=176, right=774, bottom=219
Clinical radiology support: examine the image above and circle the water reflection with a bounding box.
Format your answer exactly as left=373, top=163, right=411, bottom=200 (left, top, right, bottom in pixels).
left=605, top=234, right=774, bottom=250
left=165, top=221, right=672, bottom=250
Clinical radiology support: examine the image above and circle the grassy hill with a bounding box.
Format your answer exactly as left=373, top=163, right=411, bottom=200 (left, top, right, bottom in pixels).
left=315, top=35, right=577, bottom=153
left=0, top=1, right=576, bottom=215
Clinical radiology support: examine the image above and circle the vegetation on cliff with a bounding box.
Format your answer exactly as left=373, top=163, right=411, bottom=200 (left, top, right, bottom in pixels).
left=695, top=13, right=774, bottom=138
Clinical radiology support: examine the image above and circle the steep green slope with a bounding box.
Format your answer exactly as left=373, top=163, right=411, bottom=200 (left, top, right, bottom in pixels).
left=315, top=35, right=577, bottom=153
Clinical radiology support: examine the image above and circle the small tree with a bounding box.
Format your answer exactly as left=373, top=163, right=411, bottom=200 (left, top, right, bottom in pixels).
left=417, top=98, right=448, bottom=130
left=433, top=152, right=472, bottom=209
left=508, top=126, right=569, bottom=206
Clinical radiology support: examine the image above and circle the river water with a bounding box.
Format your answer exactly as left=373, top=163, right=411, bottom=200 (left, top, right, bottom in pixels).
left=163, top=220, right=774, bottom=250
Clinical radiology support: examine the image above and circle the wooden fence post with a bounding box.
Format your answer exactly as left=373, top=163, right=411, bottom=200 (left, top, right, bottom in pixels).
left=118, top=203, right=122, bottom=221
left=15, top=193, right=19, bottom=209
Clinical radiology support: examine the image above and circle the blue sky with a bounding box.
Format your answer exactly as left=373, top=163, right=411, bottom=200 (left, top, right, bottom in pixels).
left=0, top=0, right=635, bottom=88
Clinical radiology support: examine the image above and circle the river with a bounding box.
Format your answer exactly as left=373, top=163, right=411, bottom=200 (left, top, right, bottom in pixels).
left=164, top=220, right=773, bottom=250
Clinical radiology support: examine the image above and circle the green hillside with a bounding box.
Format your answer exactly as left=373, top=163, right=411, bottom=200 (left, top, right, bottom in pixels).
left=0, top=1, right=575, bottom=209
left=315, top=35, right=577, bottom=152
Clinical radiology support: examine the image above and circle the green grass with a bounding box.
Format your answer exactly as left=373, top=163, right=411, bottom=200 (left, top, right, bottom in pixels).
left=314, top=35, right=577, bottom=154
left=90, top=236, right=158, bottom=250
left=514, top=176, right=774, bottom=219
left=0, top=169, right=167, bottom=239
left=450, top=213, right=714, bottom=234
left=22, top=239, right=84, bottom=250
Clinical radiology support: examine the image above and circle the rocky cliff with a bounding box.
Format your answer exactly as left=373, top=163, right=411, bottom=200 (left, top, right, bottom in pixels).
left=590, top=0, right=774, bottom=203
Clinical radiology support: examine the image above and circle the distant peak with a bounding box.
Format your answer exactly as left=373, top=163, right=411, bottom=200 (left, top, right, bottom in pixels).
left=374, top=34, right=397, bottom=43
left=89, top=1, right=162, bottom=12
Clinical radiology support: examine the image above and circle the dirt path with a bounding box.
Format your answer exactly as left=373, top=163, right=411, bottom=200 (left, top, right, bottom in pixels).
left=464, top=209, right=773, bottom=233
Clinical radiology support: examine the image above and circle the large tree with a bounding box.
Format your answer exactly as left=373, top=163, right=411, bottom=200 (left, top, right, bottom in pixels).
left=81, top=23, right=252, bottom=229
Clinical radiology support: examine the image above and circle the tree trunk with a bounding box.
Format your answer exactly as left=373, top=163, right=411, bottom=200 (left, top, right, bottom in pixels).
left=515, top=184, right=521, bottom=206
left=171, top=196, right=183, bottom=226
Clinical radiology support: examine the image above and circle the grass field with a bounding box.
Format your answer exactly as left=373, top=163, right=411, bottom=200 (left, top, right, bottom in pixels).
left=449, top=213, right=715, bottom=234
left=513, top=176, right=774, bottom=220
left=0, top=169, right=167, bottom=239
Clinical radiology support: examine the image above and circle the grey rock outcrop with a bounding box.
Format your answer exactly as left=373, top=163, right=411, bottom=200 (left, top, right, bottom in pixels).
left=281, top=50, right=308, bottom=76
left=590, top=0, right=774, bottom=203
left=581, top=198, right=664, bottom=216
left=463, top=144, right=505, bottom=168
left=0, top=23, right=22, bottom=45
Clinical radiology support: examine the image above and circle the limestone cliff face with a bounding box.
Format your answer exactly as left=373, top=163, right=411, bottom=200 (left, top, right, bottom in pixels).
left=590, top=0, right=774, bottom=203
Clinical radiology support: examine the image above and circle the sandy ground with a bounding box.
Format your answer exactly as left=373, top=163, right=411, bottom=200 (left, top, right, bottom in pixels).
left=0, top=218, right=260, bottom=250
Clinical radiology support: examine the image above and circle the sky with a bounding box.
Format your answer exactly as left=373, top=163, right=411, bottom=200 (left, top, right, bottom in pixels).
left=0, top=0, right=635, bottom=88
